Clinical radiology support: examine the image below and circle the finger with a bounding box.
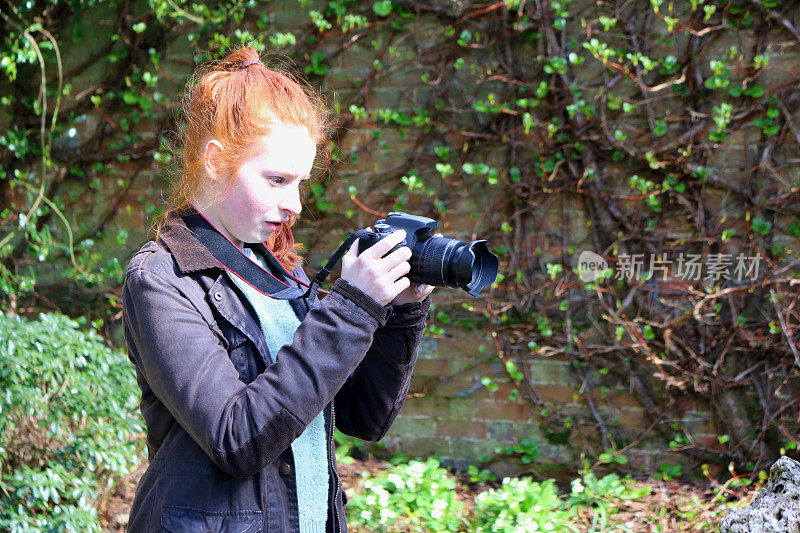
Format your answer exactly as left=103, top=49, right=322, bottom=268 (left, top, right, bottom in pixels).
left=347, top=238, right=360, bottom=257
left=360, top=229, right=407, bottom=260
left=433, top=233, right=443, bottom=238
left=346, top=227, right=372, bottom=262
left=415, top=284, right=435, bottom=298
left=386, top=258, right=411, bottom=282
left=350, top=227, right=372, bottom=260
left=392, top=276, right=412, bottom=295
left=379, top=244, right=412, bottom=270
left=342, top=238, right=360, bottom=267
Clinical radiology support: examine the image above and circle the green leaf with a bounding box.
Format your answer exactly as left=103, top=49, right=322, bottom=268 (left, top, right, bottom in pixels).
left=744, top=85, right=764, bottom=98
left=372, top=0, right=393, bottom=16
left=122, top=91, right=139, bottom=105
left=751, top=216, right=772, bottom=236
left=138, top=97, right=153, bottom=111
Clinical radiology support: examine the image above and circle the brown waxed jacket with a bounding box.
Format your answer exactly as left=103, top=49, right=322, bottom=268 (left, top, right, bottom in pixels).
left=122, top=210, right=430, bottom=532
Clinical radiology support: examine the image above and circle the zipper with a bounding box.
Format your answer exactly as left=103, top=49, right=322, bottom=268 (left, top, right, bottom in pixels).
left=329, top=404, right=341, bottom=533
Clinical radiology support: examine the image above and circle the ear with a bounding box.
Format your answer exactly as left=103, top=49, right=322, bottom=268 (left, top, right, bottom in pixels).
left=203, top=139, right=224, bottom=180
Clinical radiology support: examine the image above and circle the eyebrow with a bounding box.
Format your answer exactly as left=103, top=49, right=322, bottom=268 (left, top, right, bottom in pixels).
left=265, top=170, right=311, bottom=180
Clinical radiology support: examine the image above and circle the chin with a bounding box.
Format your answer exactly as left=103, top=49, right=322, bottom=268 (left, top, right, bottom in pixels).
left=256, top=230, right=276, bottom=243
left=235, top=232, right=263, bottom=245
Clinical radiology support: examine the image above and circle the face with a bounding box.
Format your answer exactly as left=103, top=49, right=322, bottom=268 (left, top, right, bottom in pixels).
left=197, top=123, right=316, bottom=248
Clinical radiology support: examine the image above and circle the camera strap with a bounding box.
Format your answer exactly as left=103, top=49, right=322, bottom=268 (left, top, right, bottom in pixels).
left=305, top=229, right=372, bottom=304
left=181, top=210, right=371, bottom=305
left=182, top=211, right=307, bottom=300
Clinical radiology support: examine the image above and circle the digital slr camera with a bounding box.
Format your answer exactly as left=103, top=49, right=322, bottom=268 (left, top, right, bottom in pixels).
left=357, top=212, right=498, bottom=297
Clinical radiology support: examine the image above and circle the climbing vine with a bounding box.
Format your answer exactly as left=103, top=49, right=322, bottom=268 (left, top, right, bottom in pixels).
left=2, top=0, right=799, bottom=474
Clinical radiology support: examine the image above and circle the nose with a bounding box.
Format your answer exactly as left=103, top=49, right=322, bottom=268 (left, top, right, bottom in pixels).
left=279, top=183, right=302, bottom=217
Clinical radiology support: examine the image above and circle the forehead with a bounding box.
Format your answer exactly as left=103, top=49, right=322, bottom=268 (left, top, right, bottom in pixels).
left=247, top=123, right=316, bottom=176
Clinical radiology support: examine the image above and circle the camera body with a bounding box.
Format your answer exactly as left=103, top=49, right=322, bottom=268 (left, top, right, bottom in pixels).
left=357, top=212, right=498, bottom=297
left=357, top=212, right=437, bottom=256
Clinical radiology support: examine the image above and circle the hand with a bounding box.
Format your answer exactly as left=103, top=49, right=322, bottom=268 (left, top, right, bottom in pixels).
left=390, top=232, right=442, bottom=305
left=341, top=229, right=412, bottom=306
left=390, top=282, right=435, bottom=305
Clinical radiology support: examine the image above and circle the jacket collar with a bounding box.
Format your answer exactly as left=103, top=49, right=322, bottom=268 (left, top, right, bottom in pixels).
left=157, top=208, right=309, bottom=289
left=158, top=208, right=224, bottom=274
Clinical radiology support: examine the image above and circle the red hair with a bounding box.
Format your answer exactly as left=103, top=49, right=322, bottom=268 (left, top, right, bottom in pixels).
left=156, top=46, right=331, bottom=270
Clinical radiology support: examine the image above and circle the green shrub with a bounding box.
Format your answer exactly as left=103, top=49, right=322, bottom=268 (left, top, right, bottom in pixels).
left=568, top=469, right=651, bottom=530
left=0, top=312, right=144, bottom=531
left=344, top=451, right=747, bottom=532
left=474, top=477, right=578, bottom=532
left=347, top=457, right=466, bottom=532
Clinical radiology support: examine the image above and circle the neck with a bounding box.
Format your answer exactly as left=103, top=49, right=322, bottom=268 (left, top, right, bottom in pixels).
left=190, top=202, right=243, bottom=249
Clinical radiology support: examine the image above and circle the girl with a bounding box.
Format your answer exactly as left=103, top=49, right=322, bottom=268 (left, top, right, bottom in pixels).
left=122, top=46, right=433, bottom=532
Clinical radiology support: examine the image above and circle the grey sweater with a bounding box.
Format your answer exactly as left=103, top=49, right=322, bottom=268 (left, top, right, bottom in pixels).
left=227, top=246, right=328, bottom=533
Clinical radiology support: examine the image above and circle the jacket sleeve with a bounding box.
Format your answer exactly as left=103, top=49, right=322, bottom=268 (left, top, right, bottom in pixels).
left=123, top=268, right=388, bottom=479
left=333, top=296, right=431, bottom=441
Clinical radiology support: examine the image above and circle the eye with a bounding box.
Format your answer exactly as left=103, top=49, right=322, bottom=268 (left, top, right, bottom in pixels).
left=266, top=175, right=286, bottom=185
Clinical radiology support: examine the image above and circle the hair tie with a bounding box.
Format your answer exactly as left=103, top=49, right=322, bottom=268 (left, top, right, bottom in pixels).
left=241, top=58, right=263, bottom=69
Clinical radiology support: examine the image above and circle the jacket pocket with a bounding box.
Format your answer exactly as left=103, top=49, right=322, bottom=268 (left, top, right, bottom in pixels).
left=219, top=325, right=256, bottom=383
left=161, top=505, right=262, bottom=533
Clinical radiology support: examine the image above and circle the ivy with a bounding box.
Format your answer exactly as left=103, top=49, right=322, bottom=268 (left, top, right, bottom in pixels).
left=1, top=0, right=799, bottom=479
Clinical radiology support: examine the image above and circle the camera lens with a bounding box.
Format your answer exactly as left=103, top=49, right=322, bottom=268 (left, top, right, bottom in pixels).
left=410, top=237, right=498, bottom=296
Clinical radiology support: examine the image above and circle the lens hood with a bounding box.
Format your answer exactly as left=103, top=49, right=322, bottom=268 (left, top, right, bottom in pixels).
left=461, top=240, right=499, bottom=296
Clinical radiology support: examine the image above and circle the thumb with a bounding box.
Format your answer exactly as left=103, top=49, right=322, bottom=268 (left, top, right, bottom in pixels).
left=343, top=238, right=359, bottom=265
left=346, top=228, right=371, bottom=261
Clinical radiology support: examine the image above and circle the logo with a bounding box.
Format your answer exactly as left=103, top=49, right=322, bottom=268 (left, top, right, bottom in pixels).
left=576, top=250, right=608, bottom=282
